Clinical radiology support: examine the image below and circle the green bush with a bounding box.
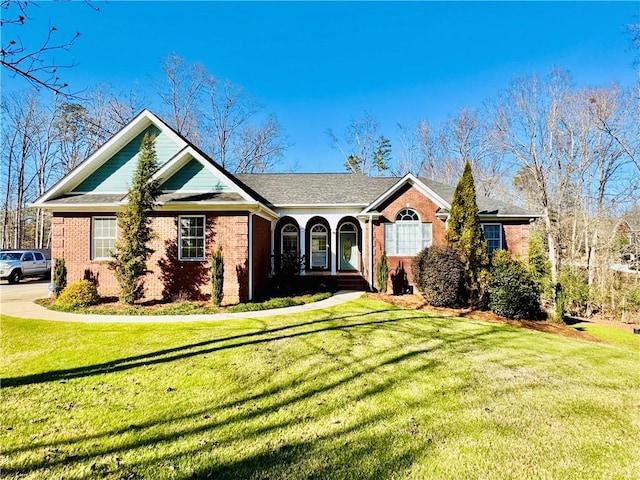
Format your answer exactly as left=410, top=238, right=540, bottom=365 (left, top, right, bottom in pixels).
left=226, top=302, right=264, bottom=313
left=376, top=250, right=389, bottom=293
left=557, top=269, right=590, bottom=316
left=53, top=258, right=67, bottom=295
left=412, top=245, right=465, bottom=307
left=55, top=280, right=100, bottom=308
left=488, top=250, right=541, bottom=319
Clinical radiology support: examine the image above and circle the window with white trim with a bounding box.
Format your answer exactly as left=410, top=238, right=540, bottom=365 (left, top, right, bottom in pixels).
left=310, top=224, right=328, bottom=268
left=179, top=215, right=205, bottom=261
left=384, top=208, right=432, bottom=256
left=92, top=216, right=117, bottom=260
left=482, top=224, right=503, bottom=255
left=281, top=224, right=299, bottom=255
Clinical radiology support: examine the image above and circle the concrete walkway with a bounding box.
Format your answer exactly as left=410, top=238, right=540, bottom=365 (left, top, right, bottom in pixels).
left=0, top=289, right=365, bottom=323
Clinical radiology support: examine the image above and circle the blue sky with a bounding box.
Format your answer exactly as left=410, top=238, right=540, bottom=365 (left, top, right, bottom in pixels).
left=3, top=1, right=638, bottom=172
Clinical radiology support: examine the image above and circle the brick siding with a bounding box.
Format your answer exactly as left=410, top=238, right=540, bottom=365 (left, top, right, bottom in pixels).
left=52, top=211, right=251, bottom=305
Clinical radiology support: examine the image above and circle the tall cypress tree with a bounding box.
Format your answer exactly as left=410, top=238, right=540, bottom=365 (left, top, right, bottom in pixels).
left=445, top=161, right=489, bottom=305
left=110, top=132, right=160, bottom=304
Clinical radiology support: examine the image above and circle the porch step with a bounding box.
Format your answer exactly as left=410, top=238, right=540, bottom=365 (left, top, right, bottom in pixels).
left=336, top=275, right=370, bottom=291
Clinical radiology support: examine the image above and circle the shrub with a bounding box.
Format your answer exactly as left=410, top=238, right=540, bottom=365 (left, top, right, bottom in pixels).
left=412, top=245, right=465, bottom=307
left=488, top=250, right=541, bottom=319
left=557, top=268, right=590, bottom=316
left=226, top=302, right=264, bottom=313
left=53, top=258, right=67, bottom=295
left=55, top=280, right=100, bottom=308
left=211, top=246, right=224, bottom=307
left=376, top=250, right=389, bottom=293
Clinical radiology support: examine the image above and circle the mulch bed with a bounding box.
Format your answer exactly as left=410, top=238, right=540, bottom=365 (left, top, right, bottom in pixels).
left=368, top=293, right=607, bottom=344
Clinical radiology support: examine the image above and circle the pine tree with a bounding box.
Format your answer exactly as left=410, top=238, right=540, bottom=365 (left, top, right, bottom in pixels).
left=211, top=246, right=224, bottom=307
left=445, top=161, right=488, bottom=305
left=110, top=132, right=160, bottom=304
left=376, top=249, right=389, bottom=293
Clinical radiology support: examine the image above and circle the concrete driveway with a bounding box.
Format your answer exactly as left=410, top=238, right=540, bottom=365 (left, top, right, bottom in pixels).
left=0, top=278, right=364, bottom=323
left=0, top=278, right=51, bottom=302
left=0, top=278, right=52, bottom=318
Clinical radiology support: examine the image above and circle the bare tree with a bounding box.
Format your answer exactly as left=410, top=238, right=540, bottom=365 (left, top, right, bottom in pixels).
left=492, top=70, right=578, bottom=284
left=155, top=54, right=210, bottom=145
left=1, top=92, right=58, bottom=248
left=1, top=1, right=97, bottom=96
left=327, top=113, right=391, bottom=176
left=156, top=55, right=287, bottom=173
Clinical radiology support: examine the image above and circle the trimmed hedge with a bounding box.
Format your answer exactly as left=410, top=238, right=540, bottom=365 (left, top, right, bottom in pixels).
left=488, top=250, right=541, bottom=319
left=55, top=280, right=100, bottom=308
left=412, top=245, right=465, bottom=307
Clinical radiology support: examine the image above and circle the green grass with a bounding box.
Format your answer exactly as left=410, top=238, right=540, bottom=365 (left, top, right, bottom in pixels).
left=2, top=297, right=639, bottom=479
left=571, top=322, right=640, bottom=350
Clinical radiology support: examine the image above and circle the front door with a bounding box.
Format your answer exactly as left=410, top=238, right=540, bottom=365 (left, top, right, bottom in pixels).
left=339, top=231, right=358, bottom=270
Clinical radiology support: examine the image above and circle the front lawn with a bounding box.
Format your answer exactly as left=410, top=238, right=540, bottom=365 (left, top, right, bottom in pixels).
left=2, top=297, right=639, bottom=479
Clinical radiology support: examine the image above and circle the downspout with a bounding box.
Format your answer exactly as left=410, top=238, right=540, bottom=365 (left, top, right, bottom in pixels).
left=248, top=212, right=253, bottom=301
left=369, top=214, right=374, bottom=291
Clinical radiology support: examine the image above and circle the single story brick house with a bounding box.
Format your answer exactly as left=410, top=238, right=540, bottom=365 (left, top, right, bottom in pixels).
left=34, top=110, right=541, bottom=304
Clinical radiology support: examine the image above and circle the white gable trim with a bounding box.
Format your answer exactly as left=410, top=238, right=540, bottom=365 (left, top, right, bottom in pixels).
left=362, top=173, right=450, bottom=214
left=33, top=110, right=187, bottom=206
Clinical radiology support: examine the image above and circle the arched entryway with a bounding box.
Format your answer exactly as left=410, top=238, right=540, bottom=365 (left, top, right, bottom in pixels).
left=338, top=218, right=361, bottom=271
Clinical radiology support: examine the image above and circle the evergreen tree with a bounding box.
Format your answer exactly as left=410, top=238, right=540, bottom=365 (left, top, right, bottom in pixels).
left=376, top=249, right=389, bottom=293
left=110, top=133, right=160, bottom=304
left=211, top=246, right=224, bottom=307
left=445, top=161, right=489, bottom=305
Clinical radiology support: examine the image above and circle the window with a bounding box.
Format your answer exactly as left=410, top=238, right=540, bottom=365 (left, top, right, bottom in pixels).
left=179, top=215, right=205, bottom=261
left=281, top=224, right=299, bottom=255
left=482, top=224, right=503, bottom=255
left=310, top=224, right=328, bottom=268
left=384, top=208, right=432, bottom=256
left=92, top=217, right=117, bottom=260
left=34, top=252, right=44, bottom=261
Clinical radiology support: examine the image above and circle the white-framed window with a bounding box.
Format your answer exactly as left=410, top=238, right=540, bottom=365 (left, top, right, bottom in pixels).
left=384, top=208, right=432, bottom=256
left=310, top=224, right=328, bottom=268
left=92, top=216, right=117, bottom=260
left=482, top=224, right=503, bottom=255
left=281, top=223, right=299, bottom=255
left=179, top=215, right=205, bottom=261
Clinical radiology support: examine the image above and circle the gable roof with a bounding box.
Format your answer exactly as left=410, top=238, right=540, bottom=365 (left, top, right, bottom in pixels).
left=33, top=110, right=277, bottom=218
left=237, top=172, right=539, bottom=218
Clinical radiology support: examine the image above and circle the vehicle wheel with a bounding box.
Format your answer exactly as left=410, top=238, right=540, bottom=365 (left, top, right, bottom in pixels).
left=8, top=270, right=21, bottom=284
left=43, top=270, right=52, bottom=280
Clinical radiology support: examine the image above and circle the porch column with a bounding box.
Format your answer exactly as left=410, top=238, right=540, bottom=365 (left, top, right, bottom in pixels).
left=331, top=228, right=337, bottom=275
left=299, top=227, right=306, bottom=275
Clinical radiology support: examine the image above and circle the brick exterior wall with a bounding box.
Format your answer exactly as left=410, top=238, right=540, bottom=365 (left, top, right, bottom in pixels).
left=369, top=184, right=533, bottom=293
left=252, top=215, right=272, bottom=300
left=502, top=221, right=532, bottom=259
left=372, top=184, right=447, bottom=293
left=52, top=211, right=251, bottom=305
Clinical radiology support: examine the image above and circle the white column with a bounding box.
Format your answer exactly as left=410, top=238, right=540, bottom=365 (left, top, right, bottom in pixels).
left=299, top=227, right=306, bottom=275
left=331, top=228, right=337, bottom=275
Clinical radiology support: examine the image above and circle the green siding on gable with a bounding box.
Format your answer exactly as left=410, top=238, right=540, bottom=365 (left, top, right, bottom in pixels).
left=74, top=126, right=181, bottom=193
left=161, top=158, right=229, bottom=192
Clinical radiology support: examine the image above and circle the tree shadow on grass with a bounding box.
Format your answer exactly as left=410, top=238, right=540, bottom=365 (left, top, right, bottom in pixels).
left=4, top=342, right=447, bottom=477
left=1, top=309, right=423, bottom=388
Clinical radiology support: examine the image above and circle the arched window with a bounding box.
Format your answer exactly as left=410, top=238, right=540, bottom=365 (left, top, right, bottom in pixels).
left=310, top=224, right=328, bottom=268
left=385, top=208, right=432, bottom=256
left=281, top=224, right=299, bottom=256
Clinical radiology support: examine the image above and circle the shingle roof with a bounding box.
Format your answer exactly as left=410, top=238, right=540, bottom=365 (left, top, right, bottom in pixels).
left=235, top=173, right=397, bottom=206
left=236, top=173, right=538, bottom=217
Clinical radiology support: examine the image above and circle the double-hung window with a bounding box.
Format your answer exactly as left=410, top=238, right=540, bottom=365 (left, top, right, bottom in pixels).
left=281, top=224, right=299, bottom=256
left=482, top=224, right=503, bottom=255
left=179, top=215, right=205, bottom=261
left=384, top=208, right=432, bottom=256
left=310, top=224, right=328, bottom=268
left=92, top=216, right=117, bottom=260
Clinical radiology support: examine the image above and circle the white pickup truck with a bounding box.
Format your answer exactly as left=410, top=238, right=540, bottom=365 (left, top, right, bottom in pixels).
left=0, top=250, right=52, bottom=284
